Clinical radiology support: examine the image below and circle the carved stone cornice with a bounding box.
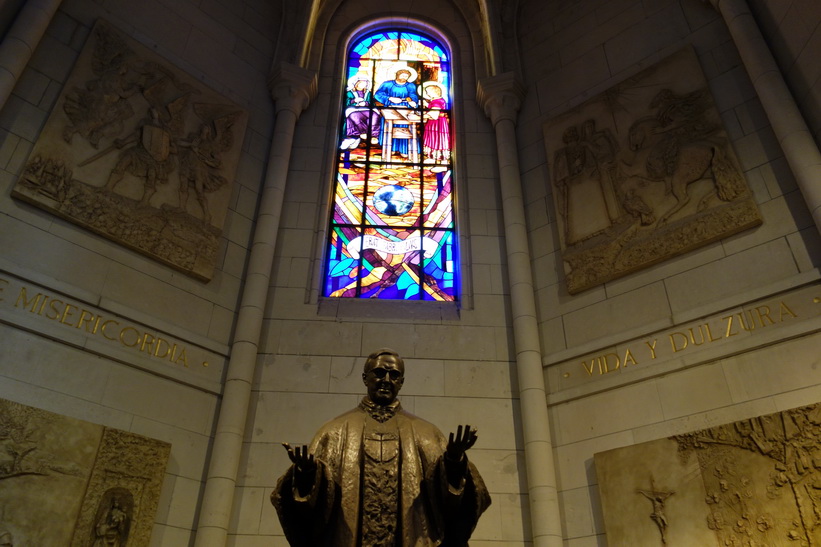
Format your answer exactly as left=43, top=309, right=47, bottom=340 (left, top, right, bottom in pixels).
left=476, top=72, right=526, bottom=127
left=267, top=63, right=318, bottom=116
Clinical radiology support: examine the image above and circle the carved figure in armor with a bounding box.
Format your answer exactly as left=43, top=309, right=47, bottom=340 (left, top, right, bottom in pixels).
left=272, top=348, right=491, bottom=546
left=104, top=107, right=175, bottom=207
left=62, top=24, right=141, bottom=148
left=177, top=105, right=239, bottom=223
left=178, top=123, right=224, bottom=222
left=62, top=66, right=137, bottom=148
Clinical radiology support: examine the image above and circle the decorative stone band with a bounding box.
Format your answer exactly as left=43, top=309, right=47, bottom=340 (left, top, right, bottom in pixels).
left=0, top=270, right=225, bottom=394
left=546, top=281, right=821, bottom=400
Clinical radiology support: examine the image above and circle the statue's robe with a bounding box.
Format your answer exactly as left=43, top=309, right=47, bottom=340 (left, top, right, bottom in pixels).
left=272, top=399, right=491, bottom=546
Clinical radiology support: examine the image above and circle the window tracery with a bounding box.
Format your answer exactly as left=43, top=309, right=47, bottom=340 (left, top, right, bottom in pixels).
left=323, top=30, right=457, bottom=301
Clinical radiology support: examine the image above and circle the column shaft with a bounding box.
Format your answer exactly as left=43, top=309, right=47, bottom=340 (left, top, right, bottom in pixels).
left=0, top=0, right=62, bottom=110
left=478, top=73, right=563, bottom=547
left=193, top=64, right=316, bottom=547
left=711, top=0, right=821, bottom=234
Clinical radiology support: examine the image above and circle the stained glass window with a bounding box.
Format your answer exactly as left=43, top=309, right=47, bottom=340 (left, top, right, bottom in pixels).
left=323, top=29, right=457, bottom=301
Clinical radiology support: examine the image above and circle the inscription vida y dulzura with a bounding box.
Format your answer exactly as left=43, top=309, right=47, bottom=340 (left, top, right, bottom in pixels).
left=564, top=287, right=820, bottom=381
left=0, top=274, right=207, bottom=370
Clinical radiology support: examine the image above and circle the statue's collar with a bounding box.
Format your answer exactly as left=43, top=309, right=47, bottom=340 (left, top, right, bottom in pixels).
left=359, top=397, right=401, bottom=423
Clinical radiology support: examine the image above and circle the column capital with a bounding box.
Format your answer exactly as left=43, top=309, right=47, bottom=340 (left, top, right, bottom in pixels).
left=476, top=72, right=526, bottom=127
left=268, top=63, right=317, bottom=116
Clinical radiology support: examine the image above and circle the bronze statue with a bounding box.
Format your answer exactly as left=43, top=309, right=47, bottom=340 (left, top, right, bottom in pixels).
left=271, top=348, right=491, bottom=546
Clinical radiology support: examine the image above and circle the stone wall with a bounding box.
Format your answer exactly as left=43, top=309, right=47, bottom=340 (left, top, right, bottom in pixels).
left=0, top=0, right=818, bottom=545
left=0, top=0, right=279, bottom=544
left=749, top=0, right=821, bottom=145
left=516, top=0, right=821, bottom=544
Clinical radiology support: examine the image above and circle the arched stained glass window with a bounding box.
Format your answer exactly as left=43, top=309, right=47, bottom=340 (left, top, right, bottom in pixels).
left=323, top=29, right=457, bottom=301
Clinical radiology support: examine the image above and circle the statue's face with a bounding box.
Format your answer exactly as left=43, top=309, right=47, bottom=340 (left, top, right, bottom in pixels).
left=363, top=354, right=405, bottom=405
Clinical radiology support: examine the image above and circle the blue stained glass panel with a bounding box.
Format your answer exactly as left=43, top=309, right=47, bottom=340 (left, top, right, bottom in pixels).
left=325, top=28, right=457, bottom=301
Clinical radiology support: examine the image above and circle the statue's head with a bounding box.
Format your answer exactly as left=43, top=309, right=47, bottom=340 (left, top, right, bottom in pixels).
left=362, top=348, right=405, bottom=405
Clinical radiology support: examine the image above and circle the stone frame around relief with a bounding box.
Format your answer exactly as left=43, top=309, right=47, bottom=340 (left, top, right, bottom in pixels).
left=543, top=47, right=762, bottom=294
left=594, top=402, right=821, bottom=546
left=0, top=398, right=171, bottom=546
left=12, top=19, right=248, bottom=282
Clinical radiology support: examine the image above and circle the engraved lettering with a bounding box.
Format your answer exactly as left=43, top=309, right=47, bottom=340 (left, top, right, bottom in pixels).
left=670, top=332, right=688, bottom=352
left=704, top=322, right=721, bottom=342
left=688, top=327, right=704, bottom=346
left=153, top=337, right=172, bottom=359
left=779, top=301, right=797, bottom=321
left=46, top=298, right=63, bottom=320
left=76, top=310, right=95, bottom=332
left=60, top=303, right=78, bottom=325
left=645, top=339, right=658, bottom=359
left=738, top=311, right=754, bottom=332
left=101, top=319, right=120, bottom=341
left=15, top=287, right=42, bottom=312
left=582, top=359, right=595, bottom=376
left=723, top=315, right=737, bottom=338
left=37, top=295, right=48, bottom=315
left=173, top=346, right=189, bottom=367
left=754, top=305, right=775, bottom=327
left=119, top=326, right=141, bottom=348
left=8, top=282, right=198, bottom=371
left=140, top=332, right=156, bottom=354
left=601, top=353, right=620, bottom=373
left=623, top=348, right=638, bottom=367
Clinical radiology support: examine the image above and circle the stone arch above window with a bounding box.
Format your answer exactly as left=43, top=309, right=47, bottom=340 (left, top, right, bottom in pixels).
left=323, top=29, right=458, bottom=301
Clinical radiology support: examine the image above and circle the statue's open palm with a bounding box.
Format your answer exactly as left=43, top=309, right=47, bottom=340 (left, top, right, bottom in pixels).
left=446, top=424, right=477, bottom=462
left=282, top=442, right=316, bottom=474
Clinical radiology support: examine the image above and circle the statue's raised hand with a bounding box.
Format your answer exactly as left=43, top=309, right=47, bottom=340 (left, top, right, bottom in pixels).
left=446, top=424, right=478, bottom=462
left=282, top=442, right=316, bottom=474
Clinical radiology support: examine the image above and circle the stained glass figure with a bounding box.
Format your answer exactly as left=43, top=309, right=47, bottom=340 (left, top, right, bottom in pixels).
left=324, top=29, right=457, bottom=301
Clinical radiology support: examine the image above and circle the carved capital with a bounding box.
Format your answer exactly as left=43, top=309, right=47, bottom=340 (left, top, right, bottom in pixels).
left=476, top=72, right=526, bottom=127
left=268, top=63, right=317, bottom=116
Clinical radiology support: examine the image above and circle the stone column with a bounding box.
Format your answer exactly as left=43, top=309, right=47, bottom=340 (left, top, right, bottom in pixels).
left=477, top=73, right=563, bottom=547
left=707, top=0, right=821, bottom=235
left=0, top=0, right=62, bottom=110
left=193, top=63, right=317, bottom=547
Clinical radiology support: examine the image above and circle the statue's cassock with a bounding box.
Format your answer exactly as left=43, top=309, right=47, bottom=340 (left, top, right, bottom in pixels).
left=272, top=398, right=491, bottom=546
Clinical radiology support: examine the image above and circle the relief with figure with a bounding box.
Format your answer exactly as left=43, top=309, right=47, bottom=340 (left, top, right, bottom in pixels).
left=595, top=402, right=821, bottom=546
left=544, top=47, right=761, bottom=294
left=12, top=20, right=247, bottom=282
left=0, top=398, right=170, bottom=546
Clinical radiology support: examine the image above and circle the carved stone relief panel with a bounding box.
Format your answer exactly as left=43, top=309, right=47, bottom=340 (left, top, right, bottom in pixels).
left=0, top=398, right=170, bottom=546
left=595, top=403, right=821, bottom=546
left=12, top=20, right=248, bottom=282
left=543, top=47, right=762, bottom=294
